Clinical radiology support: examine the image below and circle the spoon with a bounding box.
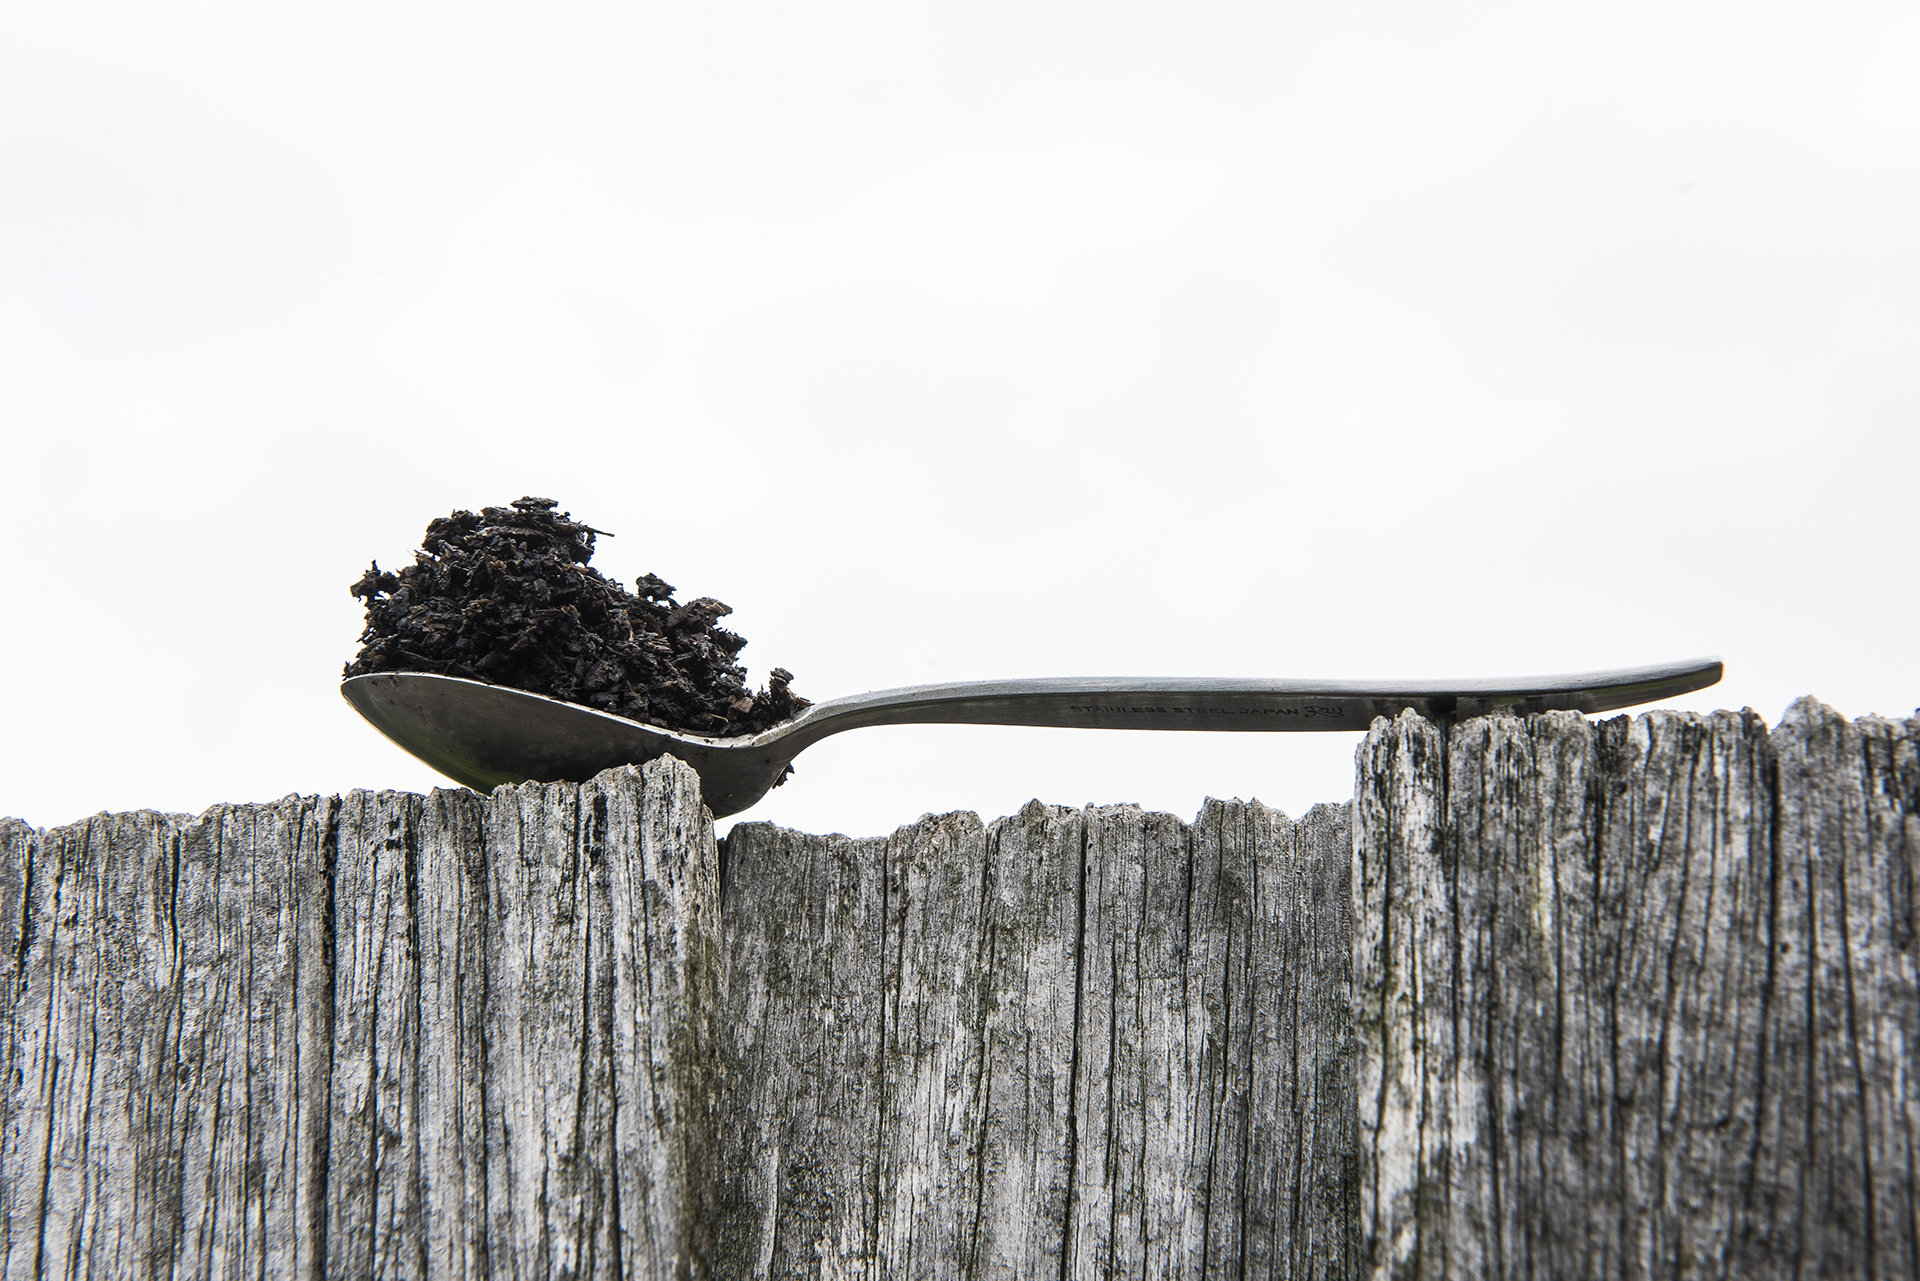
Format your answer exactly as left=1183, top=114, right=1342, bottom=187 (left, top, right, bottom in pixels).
left=340, top=656, right=1721, bottom=818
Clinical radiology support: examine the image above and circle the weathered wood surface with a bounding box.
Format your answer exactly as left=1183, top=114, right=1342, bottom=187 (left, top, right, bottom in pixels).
left=0, top=763, right=1351, bottom=1278
left=715, top=798, right=1356, bottom=1279
left=2, top=694, right=1913, bottom=1279
left=0, top=759, right=725, bottom=1281
left=1355, top=698, right=1920, bottom=1279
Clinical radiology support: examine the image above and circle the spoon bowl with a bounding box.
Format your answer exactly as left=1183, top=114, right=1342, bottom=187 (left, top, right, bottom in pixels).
left=342, top=657, right=1722, bottom=817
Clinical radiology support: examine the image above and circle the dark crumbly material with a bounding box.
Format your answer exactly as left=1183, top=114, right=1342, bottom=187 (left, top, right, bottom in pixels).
left=344, top=497, right=809, bottom=737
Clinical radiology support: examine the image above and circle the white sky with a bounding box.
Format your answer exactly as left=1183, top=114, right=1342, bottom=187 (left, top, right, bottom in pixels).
left=3, top=0, right=1915, bottom=838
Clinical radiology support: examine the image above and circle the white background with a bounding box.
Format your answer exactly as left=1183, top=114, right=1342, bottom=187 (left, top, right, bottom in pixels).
left=4, top=0, right=1915, bottom=838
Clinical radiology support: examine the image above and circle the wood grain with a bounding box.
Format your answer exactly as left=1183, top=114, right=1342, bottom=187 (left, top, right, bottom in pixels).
left=0, top=758, right=722, bottom=1280
left=1354, top=700, right=1920, bottom=1279
left=717, top=797, right=1357, bottom=1279
left=3, top=694, right=1911, bottom=1278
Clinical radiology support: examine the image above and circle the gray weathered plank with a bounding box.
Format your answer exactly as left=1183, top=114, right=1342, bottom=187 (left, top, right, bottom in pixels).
left=719, top=796, right=1358, bottom=1280
left=610, top=756, right=729, bottom=1277
left=715, top=821, right=892, bottom=1276
left=0, top=797, right=338, bottom=1280
left=329, top=788, right=427, bottom=1276
left=1353, top=709, right=1450, bottom=1279
left=0, top=759, right=723, bottom=1280
left=968, top=801, right=1082, bottom=1279
left=0, top=816, right=45, bottom=1280
left=475, top=763, right=727, bottom=1280
left=413, top=785, right=492, bottom=1281
left=1354, top=699, right=1920, bottom=1279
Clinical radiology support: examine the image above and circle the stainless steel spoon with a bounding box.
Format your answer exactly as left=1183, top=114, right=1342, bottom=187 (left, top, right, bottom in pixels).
left=340, top=656, right=1721, bottom=818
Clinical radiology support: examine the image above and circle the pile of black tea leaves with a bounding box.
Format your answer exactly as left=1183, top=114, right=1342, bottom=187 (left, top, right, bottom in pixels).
left=344, top=497, right=809, bottom=737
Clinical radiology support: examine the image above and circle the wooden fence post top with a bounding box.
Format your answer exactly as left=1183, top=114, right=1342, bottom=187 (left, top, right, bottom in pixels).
left=2, top=698, right=1914, bottom=1278
left=1354, top=697, right=1919, bottom=1280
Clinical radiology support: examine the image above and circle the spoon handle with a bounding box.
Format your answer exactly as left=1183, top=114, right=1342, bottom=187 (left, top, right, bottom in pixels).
left=782, top=657, right=1723, bottom=745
